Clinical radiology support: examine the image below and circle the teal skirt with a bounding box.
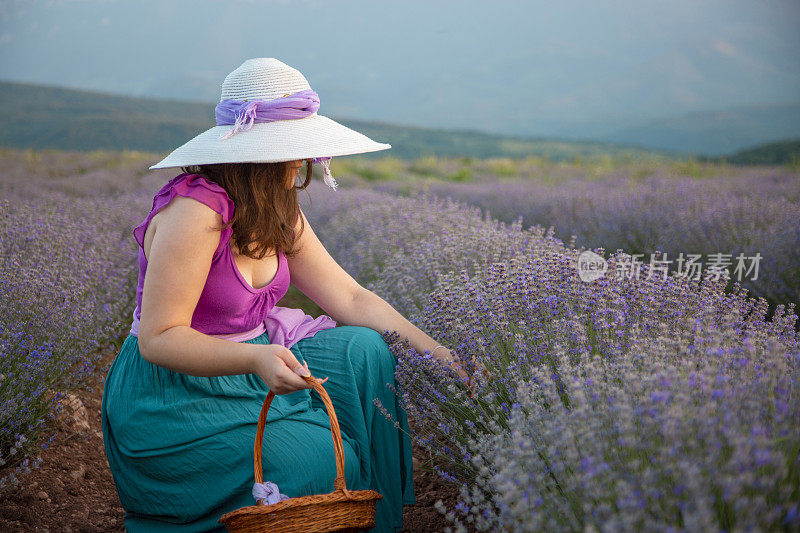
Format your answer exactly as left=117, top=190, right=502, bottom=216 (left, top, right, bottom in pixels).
left=101, top=325, right=416, bottom=532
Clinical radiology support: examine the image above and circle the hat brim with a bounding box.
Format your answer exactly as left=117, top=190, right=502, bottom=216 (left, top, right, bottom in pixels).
left=149, top=114, right=390, bottom=170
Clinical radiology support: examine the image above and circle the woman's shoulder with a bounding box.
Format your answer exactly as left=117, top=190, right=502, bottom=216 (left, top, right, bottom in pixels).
left=133, top=173, right=234, bottom=254
left=151, top=173, right=234, bottom=222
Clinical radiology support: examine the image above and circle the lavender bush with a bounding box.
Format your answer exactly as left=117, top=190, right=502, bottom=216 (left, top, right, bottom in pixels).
left=443, top=338, right=799, bottom=532
left=301, top=186, right=570, bottom=322
left=2, top=148, right=797, bottom=530
left=302, top=184, right=799, bottom=531
left=0, top=149, right=161, bottom=493
left=366, top=162, right=800, bottom=312
left=403, top=253, right=798, bottom=532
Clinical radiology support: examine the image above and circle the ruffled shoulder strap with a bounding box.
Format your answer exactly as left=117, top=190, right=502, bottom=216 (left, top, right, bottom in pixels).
left=133, top=173, right=235, bottom=261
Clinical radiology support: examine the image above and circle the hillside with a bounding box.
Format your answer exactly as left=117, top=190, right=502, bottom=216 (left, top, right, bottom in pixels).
left=0, top=81, right=676, bottom=162
left=707, top=138, right=800, bottom=166
left=600, top=101, right=800, bottom=157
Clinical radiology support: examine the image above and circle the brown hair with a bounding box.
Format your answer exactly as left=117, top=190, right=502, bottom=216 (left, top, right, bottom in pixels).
left=180, top=160, right=313, bottom=260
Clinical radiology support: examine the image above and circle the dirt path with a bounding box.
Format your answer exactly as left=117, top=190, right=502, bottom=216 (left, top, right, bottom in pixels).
left=0, top=345, right=466, bottom=532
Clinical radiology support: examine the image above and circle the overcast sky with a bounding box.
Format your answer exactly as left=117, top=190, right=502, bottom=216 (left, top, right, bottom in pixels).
left=1, top=0, right=798, bottom=139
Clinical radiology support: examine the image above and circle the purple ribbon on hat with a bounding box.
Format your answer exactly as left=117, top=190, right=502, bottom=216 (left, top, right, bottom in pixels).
left=252, top=480, right=291, bottom=505
left=214, top=88, right=339, bottom=191
left=313, top=157, right=337, bottom=190
left=215, top=89, right=320, bottom=140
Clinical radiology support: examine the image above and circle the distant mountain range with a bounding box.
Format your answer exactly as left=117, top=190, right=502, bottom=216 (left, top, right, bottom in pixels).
left=712, top=138, right=800, bottom=166
left=0, top=80, right=797, bottom=164
left=600, top=101, right=800, bottom=156
left=0, top=81, right=676, bottom=162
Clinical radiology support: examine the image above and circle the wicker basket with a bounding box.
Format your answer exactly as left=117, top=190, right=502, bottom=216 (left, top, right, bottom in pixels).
left=219, top=374, right=383, bottom=533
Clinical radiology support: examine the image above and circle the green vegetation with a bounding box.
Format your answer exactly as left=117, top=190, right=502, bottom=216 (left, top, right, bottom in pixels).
left=702, top=138, right=800, bottom=168
left=332, top=152, right=741, bottom=184
left=277, top=285, right=326, bottom=317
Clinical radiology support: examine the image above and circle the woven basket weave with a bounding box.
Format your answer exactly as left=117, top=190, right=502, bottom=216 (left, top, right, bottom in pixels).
left=219, top=374, right=382, bottom=532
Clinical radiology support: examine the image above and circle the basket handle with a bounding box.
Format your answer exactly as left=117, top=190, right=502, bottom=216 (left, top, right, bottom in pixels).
left=253, top=374, right=354, bottom=504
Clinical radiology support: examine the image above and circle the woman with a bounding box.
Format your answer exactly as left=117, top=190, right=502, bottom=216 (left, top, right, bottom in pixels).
left=100, top=58, right=470, bottom=532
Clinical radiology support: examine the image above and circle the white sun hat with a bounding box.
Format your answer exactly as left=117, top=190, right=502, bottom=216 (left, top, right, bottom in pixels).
left=148, top=58, right=391, bottom=188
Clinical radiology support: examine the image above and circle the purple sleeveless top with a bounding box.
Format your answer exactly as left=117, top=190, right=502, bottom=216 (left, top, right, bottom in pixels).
left=128, top=173, right=337, bottom=348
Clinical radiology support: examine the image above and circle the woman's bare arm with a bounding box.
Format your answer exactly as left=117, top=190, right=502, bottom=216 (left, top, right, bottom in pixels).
left=136, top=196, right=267, bottom=377
left=136, top=194, right=310, bottom=393
left=287, top=208, right=468, bottom=382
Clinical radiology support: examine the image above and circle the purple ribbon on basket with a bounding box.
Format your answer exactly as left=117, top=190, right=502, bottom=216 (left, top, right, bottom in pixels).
left=253, top=481, right=291, bottom=505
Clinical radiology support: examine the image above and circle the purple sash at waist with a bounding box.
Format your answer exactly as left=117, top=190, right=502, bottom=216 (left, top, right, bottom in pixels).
left=129, top=306, right=336, bottom=349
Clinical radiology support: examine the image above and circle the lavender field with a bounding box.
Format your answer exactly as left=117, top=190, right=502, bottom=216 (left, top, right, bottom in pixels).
left=354, top=155, right=800, bottom=314
left=1, top=148, right=798, bottom=531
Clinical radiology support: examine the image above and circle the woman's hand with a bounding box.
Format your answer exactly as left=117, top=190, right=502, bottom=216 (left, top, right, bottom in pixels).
left=252, top=344, right=328, bottom=395
left=431, top=347, right=478, bottom=398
